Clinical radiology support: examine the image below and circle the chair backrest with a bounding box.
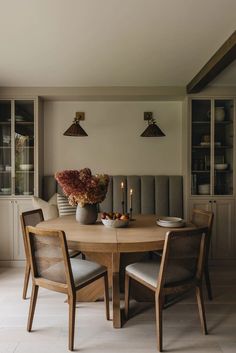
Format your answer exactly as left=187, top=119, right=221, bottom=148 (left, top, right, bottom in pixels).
left=191, top=208, right=214, bottom=260
left=20, top=209, right=44, bottom=262
left=26, top=226, right=74, bottom=292
left=157, top=227, right=208, bottom=292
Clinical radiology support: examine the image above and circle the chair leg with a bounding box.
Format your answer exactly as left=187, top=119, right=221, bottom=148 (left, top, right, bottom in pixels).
left=27, top=284, right=39, bottom=332
left=196, top=285, right=208, bottom=335
left=68, top=293, right=76, bottom=351
left=204, top=267, right=213, bottom=300
left=155, top=293, right=164, bottom=352
left=124, top=272, right=131, bottom=320
left=103, top=272, right=110, bottom=320
left=23, top=262, right=31, bottom=300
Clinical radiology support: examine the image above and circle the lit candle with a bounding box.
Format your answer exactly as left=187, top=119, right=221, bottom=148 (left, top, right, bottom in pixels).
left=121, top=182, right=125, bottom=213
left=130, top=188, right=133, bottom=210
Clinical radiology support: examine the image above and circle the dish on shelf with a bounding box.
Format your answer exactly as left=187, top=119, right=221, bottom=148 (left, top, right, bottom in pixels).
left=19, top=164, right=34, bottom=171
left=15, top=115, right=25, bottom=122
left=5, top=165, right=11, bottom=172
left=200, top=142, right=221, bottom=146
left=23, top=191, right=33, bottom=195
left=215, top=163, right=228, bottom=170
left=198, top=184, right=210, bottom=195
left=1, top=188, right=11, bottom=194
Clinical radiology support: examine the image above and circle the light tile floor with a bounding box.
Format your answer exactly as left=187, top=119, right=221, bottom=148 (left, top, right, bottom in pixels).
left=0, top=266, right=235, bottom=353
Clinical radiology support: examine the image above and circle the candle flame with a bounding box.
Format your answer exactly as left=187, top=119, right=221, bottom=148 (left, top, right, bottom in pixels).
left=130, top=189, right=133, bottom=195
left=121, top=182, right=124, bottom=189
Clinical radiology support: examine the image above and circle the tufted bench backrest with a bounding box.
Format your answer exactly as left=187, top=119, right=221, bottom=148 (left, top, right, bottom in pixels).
left=43, top=175, right=183, bottom=218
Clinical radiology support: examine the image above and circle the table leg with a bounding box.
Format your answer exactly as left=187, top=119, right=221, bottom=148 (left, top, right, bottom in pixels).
left=112, top=253, right=121, bottom=328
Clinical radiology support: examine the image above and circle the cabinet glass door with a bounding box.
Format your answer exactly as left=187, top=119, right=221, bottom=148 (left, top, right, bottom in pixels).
left=0, top=100, right=12, bottom=195
left=191, top=98, right=234, bottom=196
left=15, top=100, right=34, bottom=196
left=191, top=99, right=211, bottom=196
left=214, top=99, right=234, bottom=195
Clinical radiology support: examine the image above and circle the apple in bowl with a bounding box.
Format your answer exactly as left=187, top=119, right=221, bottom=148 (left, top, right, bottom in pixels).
left=101, top=212, right=130, bottom=228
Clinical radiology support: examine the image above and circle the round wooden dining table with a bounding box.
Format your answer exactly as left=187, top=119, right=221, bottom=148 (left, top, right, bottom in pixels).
left=37, top=214, right=193, bottom=328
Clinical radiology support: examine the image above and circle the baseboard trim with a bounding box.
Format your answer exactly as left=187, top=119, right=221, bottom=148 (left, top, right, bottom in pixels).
left=0, top=260, right=26, bottom=267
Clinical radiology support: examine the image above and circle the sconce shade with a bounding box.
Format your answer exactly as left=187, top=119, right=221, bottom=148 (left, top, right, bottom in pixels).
left=63, top=113, right=88, bottom=136
left=140, top=122, right=165, bottom=137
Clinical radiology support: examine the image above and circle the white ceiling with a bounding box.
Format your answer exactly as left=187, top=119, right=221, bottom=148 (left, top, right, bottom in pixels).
left=0, top=0, right=235, bottom=87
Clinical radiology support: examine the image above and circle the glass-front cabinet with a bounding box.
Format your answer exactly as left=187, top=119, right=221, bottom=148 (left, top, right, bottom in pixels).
left=0, top=99, right=35, bottom=196
left=191, top=98, right=234, bottom=196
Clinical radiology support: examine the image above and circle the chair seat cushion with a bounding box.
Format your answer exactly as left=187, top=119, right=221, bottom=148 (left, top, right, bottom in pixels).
left=70, top=258, right=106, bottom=287
left=126, top=259, right=193, bottom=288
left=68, top=249, right=81, bottom=258
left=40, top=258, right=106, bottom=286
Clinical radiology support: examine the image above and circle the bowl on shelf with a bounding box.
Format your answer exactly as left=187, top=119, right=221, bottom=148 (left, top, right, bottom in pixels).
left=23, top=191, right=33, bottom=195
left=215, top=163, right=228, bottom=170
left=19, top=164, right=34, bottom=171
left=1, top=188, right=11, bottom=194
left=198, top=184, right=210, bottom=195
left=5, top=165, right=11, bottom=172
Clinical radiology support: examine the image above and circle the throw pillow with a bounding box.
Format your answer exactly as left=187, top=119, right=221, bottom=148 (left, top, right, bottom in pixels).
left=57, top=194, right=76, bottom=216
left=32, top=194, right=59, bottom=220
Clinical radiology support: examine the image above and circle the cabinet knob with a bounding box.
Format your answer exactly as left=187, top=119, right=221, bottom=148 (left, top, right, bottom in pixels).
left=213, top=200, right=216, bottom=203
left=209, top=201, right=212, bottom=203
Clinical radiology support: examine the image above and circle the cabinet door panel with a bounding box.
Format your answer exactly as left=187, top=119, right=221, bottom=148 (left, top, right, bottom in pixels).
left=0, top=200, right=13, bottom=260
left=13, top=199, right=33, bottom=260
left=188, top=199, right=212, bottom=214
left=212, top=200, right=235, bottom=259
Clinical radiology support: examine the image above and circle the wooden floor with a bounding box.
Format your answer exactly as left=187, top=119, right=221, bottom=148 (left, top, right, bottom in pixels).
left=0, top=266, right=236, bottom=353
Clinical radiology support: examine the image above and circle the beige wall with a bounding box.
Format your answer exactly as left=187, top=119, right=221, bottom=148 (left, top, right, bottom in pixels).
left=43, top=101, right=183, bottom=175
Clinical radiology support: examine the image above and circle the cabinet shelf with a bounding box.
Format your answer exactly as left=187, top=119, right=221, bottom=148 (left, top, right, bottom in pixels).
left=192, top=120, right=233, bottom=125
left=192, top=145, right=233, bottom=149
left=191, top=98, right=234, bottom=197
left=192, top=170, right=210, bottom=173
left=15, top=122, right=34, bottom=125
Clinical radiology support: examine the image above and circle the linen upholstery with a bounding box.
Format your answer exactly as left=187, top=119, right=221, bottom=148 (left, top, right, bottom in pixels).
left=126, top=259, right=193, bottom=288
left=57, top=194, right=76, bottom=216
left=70, top=258, right=106, bottom=286
left=41, top=258, right=106, bottom=287
left=126, top=230, right=205, bottom=288
left=43, top=175, right=183, bottom=217
left=28, top=229, right=106, bottom=285
left=32, top=194, right=59, bottom=220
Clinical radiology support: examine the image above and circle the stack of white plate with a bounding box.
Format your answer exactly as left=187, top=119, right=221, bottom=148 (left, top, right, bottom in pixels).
left=156, top=216, right=185, bottom=228
left=198, top=184, right=210, bottom=195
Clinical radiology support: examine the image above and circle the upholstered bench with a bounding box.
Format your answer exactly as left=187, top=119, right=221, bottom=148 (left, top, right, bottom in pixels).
left=42, top=175, right=183, bottom=302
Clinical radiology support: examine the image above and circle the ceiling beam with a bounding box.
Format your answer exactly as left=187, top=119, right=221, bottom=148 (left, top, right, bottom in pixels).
left=187, top=30, right=236, bottom=94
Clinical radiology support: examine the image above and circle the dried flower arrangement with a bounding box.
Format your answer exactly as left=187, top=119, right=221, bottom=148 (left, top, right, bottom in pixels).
left=55, top=168, right=109, bottom=207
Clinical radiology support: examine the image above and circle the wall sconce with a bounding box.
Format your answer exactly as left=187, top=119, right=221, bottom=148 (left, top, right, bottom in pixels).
left=140, top=112, right=165, bottom=137
left=63, top=112, right=88, bottom=136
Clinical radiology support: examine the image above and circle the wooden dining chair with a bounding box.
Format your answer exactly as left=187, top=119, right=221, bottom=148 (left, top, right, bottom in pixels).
left=125, top=226, right=208, bottom=352
left=191, top=209, right=214, bottom=300
left=21, top=209, right=82, bottom=300
left=20, top=209, right=44, bottom=300
left=26, top=226, right=110, bottom=351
